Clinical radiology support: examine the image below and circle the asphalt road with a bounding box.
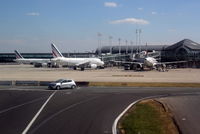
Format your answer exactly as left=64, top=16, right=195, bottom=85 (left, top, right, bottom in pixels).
left=158, top=94, right=200, bottom=134
left=0, top=87, right=200, bottom=134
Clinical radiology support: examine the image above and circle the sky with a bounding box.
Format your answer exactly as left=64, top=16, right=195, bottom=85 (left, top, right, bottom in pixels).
left=0, top=0, right=200, bottom=53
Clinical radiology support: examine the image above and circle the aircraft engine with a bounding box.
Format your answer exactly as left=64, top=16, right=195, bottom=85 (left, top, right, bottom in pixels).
left=137, top=63, right=143, bottom=68
left=34, top=63, right=47, bottom=68
left=42, top=63, right=47, bottom=67
left=90, top=64, right=97, bottom=69
left=50, top=60, right=59, bottom=68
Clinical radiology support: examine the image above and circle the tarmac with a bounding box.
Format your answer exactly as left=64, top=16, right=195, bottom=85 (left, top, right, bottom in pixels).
left=0, top=64, right=200, bottom=83
left=0, top=64, right=200, bottom=134
left=1, top=86, right=200, bottom=134
left=157, top=94, right=200, bottom=134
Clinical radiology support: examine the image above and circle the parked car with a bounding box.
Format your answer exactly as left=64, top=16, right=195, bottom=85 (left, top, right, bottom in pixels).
left=48, top=79, right=76, bottom=90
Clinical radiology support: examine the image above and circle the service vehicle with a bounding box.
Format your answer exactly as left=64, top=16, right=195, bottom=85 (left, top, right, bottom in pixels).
left=48, top=79, right=76, bottom=90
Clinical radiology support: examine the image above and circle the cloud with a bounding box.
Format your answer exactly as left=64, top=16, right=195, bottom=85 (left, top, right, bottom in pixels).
left=104, top=2, right=118, bottom=7
left=110, top=18, right=149, bottom=25
left=138, top=8, right=143, bottom=11
left=26, top=12, right=40, bottom=16
left=151, top=11, right=157, bottom=15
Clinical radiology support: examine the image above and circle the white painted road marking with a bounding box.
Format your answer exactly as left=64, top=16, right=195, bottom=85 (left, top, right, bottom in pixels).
left=0, top=97, right=45, bottom=114
left=112, top=95, right=166, bottom=134
left=29, top=96, right=100, bottom=133
left=65, top=92, right=72, bottom=95
left=112, top=100, right=139, bottom=134
left=22, top=91, right=57, bottom=134
left=182, top=118, right=186, bottom=121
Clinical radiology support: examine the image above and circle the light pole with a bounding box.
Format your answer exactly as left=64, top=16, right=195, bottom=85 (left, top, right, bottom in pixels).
left=109, top=36, right=113, bottom=54
left=136, top=29, right=142, bottom=53
left=125, top=40, right=128, bottom=54
left=118, top=38, right=121, bottom=54
left=130, top=41, right=134, bottom=55
left=97, top=32, right=102, bottom=56
left=136, top=29, right=138, bottom=53
left=138, top=29, right=142, bottom=52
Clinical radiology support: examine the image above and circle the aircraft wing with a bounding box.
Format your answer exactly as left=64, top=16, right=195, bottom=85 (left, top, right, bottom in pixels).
left=156, top=61, right=187, bottom=65
left=111, top=60, right=144, bottom=65
left=75, top=61, right=91, bottom=67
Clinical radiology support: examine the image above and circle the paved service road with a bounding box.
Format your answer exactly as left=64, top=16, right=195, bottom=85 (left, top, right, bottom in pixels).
left=0, top=90, right=53, bottom=134
left=158, top=94, right=200, bottom=134
left=0, top=87, right=200, bottom=134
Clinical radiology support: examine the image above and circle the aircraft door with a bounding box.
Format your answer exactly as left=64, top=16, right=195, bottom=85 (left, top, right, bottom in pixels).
left=61, top=80, right=68, bottom=88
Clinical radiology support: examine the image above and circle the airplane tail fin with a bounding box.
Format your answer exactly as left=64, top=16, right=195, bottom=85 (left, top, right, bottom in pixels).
left=51, top=43, right=63, bottom=58
left=14, top=50, right=24, bottom=59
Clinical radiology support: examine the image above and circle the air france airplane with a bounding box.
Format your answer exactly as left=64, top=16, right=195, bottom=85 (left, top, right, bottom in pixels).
left=14, top=50, right=50, bottom=65
left=117, top=51, right=186, bottom=71
left=51, top=44, right=104, bottom=71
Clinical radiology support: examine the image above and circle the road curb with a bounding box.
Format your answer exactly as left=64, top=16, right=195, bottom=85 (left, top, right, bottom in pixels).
left=15, top=81, right=39, bottom=86
left=112, top=95, right=167, bottom=134
left=0, top=81, right=12, bottom=86
left=0, top=81, right=200, bottom=87
left=89, top=82, right=200, bottom=87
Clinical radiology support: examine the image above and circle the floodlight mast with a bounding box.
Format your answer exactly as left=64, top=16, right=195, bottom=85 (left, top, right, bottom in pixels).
left=138, top=29, right=142, bottom=52
left=131, top=41, right=134, bottom=55
left=136, top=29, right=142, bottom=53
left=126, top=40, right=128, bottom=54
left=118, top=38, right=121, bottom=54
left=136, top=29, right=138, bottom=53
left=109, top=36, right=113, bottom=54
left=97, top=32, right=102, bottom=55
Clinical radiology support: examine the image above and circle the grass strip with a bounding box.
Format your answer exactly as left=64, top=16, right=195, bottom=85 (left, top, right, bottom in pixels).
left=118, top=100, right=179, bottom=134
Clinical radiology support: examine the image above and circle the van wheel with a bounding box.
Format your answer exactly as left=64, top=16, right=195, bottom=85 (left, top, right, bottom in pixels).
left=56, top=86, right=60, bottom=90
left=71, top=85, right=76, bottom=89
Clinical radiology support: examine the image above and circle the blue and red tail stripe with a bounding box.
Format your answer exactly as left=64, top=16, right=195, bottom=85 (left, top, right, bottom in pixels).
left=14, top=50, right=23, bottom=59
left=51, top=44, right=63, bottom=58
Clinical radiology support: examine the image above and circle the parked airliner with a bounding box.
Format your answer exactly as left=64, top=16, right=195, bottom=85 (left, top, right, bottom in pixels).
left=51, top=44, right=104, bottom=71
left=14, top=50, right=50, bottom=65
left=116, top=51, right=186, bottom=71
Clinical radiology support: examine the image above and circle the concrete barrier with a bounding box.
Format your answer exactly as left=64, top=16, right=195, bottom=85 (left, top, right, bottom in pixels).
left=1, top=80, right=200, bottom=87
left=39, top=81, right=52, bottom=86
left=15, top=81, right=39, bottom=86
left=39, top=81, right=89, bottom=86
left=76, top=82, right=89, bottom=87
left=0, top=81, right=12, bottom=86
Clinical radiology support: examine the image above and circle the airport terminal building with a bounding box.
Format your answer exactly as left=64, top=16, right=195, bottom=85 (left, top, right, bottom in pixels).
left=97, top=39, right=200, bottom=62
left=1, top=39, right=200, bottom=67
left=162, top=39, right=200, bottom=61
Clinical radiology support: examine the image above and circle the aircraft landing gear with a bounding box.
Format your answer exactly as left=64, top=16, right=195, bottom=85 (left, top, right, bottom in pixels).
left=80, top=67, right=85, bottom=71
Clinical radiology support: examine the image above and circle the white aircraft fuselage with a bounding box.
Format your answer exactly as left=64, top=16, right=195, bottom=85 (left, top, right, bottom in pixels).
left=14, top=50, right=51, bottom=65
left=144, top=57, right=158, bottom=67
left=51, top=43, right=104, bottom=70
left=15, top=58, right=50, bottom=64
left=52, top=57, right=104, bottom=67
